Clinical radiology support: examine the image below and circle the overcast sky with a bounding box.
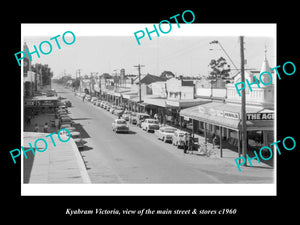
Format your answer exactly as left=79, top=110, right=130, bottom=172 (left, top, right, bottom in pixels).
left=24, top=35, right=275, bottom=79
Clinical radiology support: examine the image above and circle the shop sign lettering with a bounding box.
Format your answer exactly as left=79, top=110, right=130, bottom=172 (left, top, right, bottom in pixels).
left=247, top=113, right=274, bottom=120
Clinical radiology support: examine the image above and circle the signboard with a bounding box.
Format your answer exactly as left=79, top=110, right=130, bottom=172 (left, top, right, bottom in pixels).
left=247, top=113, right=274, bottom=120
left=183, top=116, right=190, bottom=121
left=24, top=99, right=57, bottom=107
left=223, top=111, right=240, bottom=120
left=198, top=106, right=240, bottom=120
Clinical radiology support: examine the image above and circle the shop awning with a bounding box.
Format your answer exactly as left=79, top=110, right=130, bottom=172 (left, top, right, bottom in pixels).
left=180, top=105, right=240, bottom=130
left=165, top=98, right=211, bottom=108
left=180, top=102, right=274, bottom=131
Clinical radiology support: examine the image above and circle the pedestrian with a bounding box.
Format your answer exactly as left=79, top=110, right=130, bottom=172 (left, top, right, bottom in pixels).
left=43, top=122, right=49, bottom=133
left=212, top=133, right=217, bottom=149
left=183, top=133, right=188, bottom=154
left=26, top=115, right=31, bottom=126
left=55, top=118, right=60, bottom=129
left=188, top=132, right=193, bottom=152
left=34, top=123, right=39, bottom=132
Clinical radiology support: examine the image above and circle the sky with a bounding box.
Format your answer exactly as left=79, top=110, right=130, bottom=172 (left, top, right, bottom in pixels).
left=23, top=24, right=275, bottom=79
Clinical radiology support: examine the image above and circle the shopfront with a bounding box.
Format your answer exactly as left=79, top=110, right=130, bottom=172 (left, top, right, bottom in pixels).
left=180, top=102, right=274, bottom=152
left=24, top=96, right=59, bottom=122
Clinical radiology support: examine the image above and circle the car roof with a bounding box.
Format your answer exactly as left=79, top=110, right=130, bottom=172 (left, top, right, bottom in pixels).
left=137, top=113, right=150, bottom=116
left=161, top=126, right=176, bottom=130
left=115, top=119, right=126, bottom=122
left=175, top=130, right=187, bottom=134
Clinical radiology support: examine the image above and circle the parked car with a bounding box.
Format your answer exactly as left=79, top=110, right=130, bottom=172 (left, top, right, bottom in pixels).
left=60, top=116, right=72, bottom=127
left=106, top=104, right=112, bottom=111
left=172, top=130, right=188, bottom=148
left=91, top=97, right=98, bottom=105
left=155, top=126, right=177, bottom=143
left=141, top=119, right=160, bottom=132
left=136, top=113, right=150, bottom=127
left=100, top=101, right=106, bottom=108
left=85, top=95, right=91, bottom=101
left=113, top=106, right=124, bottom=117
left=121, top=112, right=131, bottom=121
left=112, top=119, right=129, bottom=133
left=96, top=100, right=102, bottom=106
left=101, top=102, right=106, bottom=108
left=129, top=112, right=137, bottom=124
left=46, top=89, right=57, bottom=97
left=110, top=106, right=116, bottom=114
left=64, top=100, right=72, bottom=107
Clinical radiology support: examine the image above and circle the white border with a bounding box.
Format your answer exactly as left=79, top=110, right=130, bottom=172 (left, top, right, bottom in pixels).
left=21, top=24, right=276, bottom=196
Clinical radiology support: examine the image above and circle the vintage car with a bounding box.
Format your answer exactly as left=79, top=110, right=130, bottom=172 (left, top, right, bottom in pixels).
left=109, top=105, right=117, bottom=114
left=60, top=116, right=72, bottom=127
left=129, top=112, right=137, bottom=124
left=141, top=119, right=160, bottom=132
left=112, top=119, right=129, bottom=133
left=95, top=100, right=102, bottom=107
left=113, top=106, right=124, bottom=117
left=91, top=97, right=98, bottom=105
left=85, top=95, right=91, bottom=101
left=121, top=112, right=131, bottom=121
left=62, top=100, right=72, bottom=107
left=155, top=126, right=177, bottom=143
left=136, top=113, right=150, bottom=127
left=172, top=130, right=188, bottom=148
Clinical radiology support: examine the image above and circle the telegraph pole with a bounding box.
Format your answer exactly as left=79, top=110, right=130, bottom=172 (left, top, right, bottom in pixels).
left=240, top=36, right=248, bottom=166
left=134, top=64, right=145, bottom=103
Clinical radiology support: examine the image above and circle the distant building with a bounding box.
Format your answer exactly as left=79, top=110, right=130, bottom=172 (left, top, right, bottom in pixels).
left=166, top=78, right=194, bottom=100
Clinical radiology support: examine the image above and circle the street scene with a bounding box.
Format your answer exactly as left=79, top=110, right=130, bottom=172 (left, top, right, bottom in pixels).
left=22, top=27, right=275, bottom=186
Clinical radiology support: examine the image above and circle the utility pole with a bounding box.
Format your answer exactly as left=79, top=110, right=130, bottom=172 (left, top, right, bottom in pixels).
left=240, top=36, right=247, bottom=166
left=134, top=64, right=145, bottom=103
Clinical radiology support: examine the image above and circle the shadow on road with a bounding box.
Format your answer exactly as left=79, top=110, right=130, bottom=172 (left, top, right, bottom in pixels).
left=80, top=145, right=93, bottom=152
left=115, top=131, right=136, bottom=135
left=71, top=118, right=91, bottom=121
left=72, top=123, right=91, bottom=138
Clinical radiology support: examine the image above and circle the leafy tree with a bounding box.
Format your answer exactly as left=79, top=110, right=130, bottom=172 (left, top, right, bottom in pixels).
left=208, top=57, right=231, bottom=82
left=160, top=71, right=175, bottom=79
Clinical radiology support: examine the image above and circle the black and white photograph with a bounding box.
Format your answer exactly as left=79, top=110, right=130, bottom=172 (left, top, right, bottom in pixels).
left=3, top=2, right=299, bottom=221
left=20, top=24, right=276, bottom=195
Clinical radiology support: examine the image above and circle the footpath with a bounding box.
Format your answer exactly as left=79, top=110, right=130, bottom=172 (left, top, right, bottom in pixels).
left=180, top=132, right=273, bottom=170
left=23, top=112, right=91, bottom=184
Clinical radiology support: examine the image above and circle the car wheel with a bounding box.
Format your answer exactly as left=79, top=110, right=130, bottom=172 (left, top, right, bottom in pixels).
left=162, top=137, right=165, bottom=142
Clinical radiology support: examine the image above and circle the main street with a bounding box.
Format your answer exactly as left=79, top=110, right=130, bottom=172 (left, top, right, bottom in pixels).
left=53, top=83, right=274, bottom=184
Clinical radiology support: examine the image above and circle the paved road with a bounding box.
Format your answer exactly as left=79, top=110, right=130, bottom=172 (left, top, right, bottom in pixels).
left=54, top=83, right=274, bottom=184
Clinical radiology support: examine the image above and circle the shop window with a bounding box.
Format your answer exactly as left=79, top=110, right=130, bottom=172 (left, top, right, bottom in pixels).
left=248, top=130, right=263, bottom=149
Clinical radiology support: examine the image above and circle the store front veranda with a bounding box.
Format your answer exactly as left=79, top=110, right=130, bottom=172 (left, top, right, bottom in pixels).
left=180, top=101, right=274, bottom=160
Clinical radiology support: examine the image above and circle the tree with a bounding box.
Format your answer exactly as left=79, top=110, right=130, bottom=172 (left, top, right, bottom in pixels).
left=160, top=71, right=175, bottom=79
left=72, top=78, right=80, bottom=90
left=208, top=57, right=231, bottom=82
